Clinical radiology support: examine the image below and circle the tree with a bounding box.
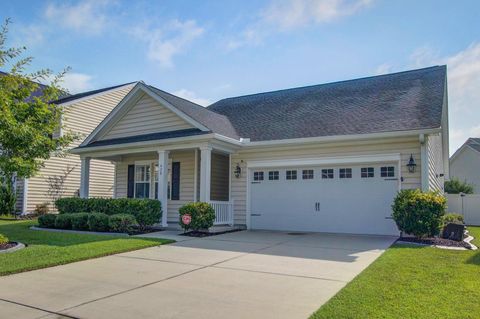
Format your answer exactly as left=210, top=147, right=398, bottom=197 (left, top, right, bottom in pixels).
left=0, top=19, right=76, bottom=214
left=444, top=178, right=474, bottom=194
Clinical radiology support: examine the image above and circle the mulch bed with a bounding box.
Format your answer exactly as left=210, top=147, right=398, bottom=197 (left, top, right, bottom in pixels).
left=180, top=229, right=243, bottom=238
left=0, top=242, right=18, bottom=250
left=398, top=237, right=470, bottom=248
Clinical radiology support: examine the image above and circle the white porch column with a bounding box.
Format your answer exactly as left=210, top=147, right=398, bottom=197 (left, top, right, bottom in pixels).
left=79, top=157, right=90, bottom=198
left=199, top=146, right=212, bottom=202
left=157, top=150, right=169, bottom=227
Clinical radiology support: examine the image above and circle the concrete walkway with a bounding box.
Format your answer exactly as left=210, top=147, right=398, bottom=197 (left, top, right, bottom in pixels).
left=0, top=231, right=396, bottom=319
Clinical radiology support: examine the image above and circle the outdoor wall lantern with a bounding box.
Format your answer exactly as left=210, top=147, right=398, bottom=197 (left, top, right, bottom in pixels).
left=234, top=163, right=242, bottom=178
left=406, top=154, right=417, bottom=173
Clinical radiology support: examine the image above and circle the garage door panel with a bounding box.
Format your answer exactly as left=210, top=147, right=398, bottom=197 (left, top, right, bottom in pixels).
left=250, top=165, right=399, bottom=235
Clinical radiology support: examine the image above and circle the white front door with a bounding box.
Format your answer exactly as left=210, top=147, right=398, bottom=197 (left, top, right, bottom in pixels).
left=250, top=163, right=400, bottom=235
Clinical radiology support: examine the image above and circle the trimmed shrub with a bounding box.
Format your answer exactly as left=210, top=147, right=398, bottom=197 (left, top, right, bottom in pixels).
left=88, top=213, right=110, bottom=232
left=178, top=202, right=215, bottom=232
left=38, top=214, right=57, bottom=228
left=0, top=184, right=16, bottom=215
left=109, top=214, right=137, bottom=233
left=392, top=189, right=447, bottom=238
left=34, top=202, right=50, bottom=216
left=0, top=233, right=9, bottom=245
left=444, top=178, right=474, bottom=194
left=71, top=213, right=90, bottom=230
left=54, top=214, right=73, bottom=229
left=54, top=197, right=161, bottom=229
left=55, top=197, right=86, bottom=214
left=443, top=213, right=464, bottom=225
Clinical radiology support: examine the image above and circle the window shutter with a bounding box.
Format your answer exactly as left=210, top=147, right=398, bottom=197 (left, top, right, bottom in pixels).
left=171, top=162, right=180, bottom=200
left=127, top=165, right=135, bottom=198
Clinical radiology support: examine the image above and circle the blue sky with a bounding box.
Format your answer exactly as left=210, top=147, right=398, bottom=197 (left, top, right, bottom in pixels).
left=1, top=0, right=480, bottom=154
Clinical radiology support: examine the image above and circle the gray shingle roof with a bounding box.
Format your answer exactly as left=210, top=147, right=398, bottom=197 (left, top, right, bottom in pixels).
left=207, top=66, right=447, bottom=141
left=148, top=86, right=239, bottom=139
left=466, top=138, right=480, bottom=153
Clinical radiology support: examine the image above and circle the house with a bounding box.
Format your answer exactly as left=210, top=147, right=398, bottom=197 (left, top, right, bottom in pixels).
left=15, top=82, right=136, bottom=213
left=449, top=138, right=480, bottom=193
left=71, top=66, right=449, bottom=236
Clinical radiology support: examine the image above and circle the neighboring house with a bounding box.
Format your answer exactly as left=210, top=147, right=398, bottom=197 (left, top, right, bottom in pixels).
left=71, top=66, right=449, bottom=236
left=449, top=138, right=480, bottom=193
left=15, top=82, right=136, bottom=213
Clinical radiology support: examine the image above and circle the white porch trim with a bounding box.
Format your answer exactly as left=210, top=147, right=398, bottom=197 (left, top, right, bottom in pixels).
left=157, top=150, right=169, bottom=227
left=22, top=178, right=29, bottom=214
left=199, top=146, right=212, bottom=202
left=79, top=157, right=91, bottom=198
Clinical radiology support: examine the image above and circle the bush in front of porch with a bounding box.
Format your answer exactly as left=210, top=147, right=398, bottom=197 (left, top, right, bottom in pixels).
left=54, top=197, right=161, bottom=230
left=179, top=202, right=215, bottom=232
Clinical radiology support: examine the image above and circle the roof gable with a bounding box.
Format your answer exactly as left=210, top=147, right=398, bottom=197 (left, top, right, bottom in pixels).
left=451, top=138, right=480, bottom=163
left=207, top=66, right=447, bottom=142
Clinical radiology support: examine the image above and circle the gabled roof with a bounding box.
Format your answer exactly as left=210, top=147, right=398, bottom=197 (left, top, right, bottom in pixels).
left=53, top=82, right=137, bottom=104
left=450, top=138, right=480, bottom=162
left=207, top=65, right=447, bottom=142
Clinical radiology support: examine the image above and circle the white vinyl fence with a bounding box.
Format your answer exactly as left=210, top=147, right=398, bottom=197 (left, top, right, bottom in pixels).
left=446, top=194, right=480, bottom=226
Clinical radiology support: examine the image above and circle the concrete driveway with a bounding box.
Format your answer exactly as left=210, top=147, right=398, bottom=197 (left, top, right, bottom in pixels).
left=0, top=230, right=396, bottom=319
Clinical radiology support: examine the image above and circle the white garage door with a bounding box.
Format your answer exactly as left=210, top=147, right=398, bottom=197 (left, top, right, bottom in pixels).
left=250, top=163, right=400, bottom=235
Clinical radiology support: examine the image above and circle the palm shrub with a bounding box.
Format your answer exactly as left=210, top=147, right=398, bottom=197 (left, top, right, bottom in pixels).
left=444, top=178, right=474, bottom=194
left=0, top=233, right=9, bottom=245
left=179, top=202, right=215, bottom=232
left=392, top=189, right=447, bottom=238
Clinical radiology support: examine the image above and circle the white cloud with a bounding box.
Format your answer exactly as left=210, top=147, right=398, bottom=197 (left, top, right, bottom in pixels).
left=61, top=73, right=94, bottom=94
left=374, top=63, right=393, bottom=75
left=44, top=0, right=112, bottom=34
left=132, top=20, right=204, bottom=68
left=228, top=0, right=373, bottom=49
left=173, top=89, right=212, bottom=106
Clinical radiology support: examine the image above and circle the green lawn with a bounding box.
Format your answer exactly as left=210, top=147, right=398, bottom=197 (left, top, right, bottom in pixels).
left=311, top=226, right=480, bottom=319
left=0, top=219, right=173, bottom=276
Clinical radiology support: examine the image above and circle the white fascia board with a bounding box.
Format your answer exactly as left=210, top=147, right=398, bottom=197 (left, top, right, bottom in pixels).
left=58, top=83, right=137, bottom=108
left=247, top=153, right=401, bottom=169
left=71, top=133, right=217, bottom=156
left=241, top=128, right=441, bottom=148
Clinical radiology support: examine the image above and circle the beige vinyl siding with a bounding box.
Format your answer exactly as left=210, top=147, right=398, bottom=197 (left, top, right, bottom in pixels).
left=230, top=136, right=422, bottom=226
left=100, top=94, right=193, bottom=140
left=426, top=133, right=444, bottom=192
left=450, top=147, right=480, bottom=194
left=210, top=153, right=229, bottom=201
left=114, top=150, right=196, bottom=224
left=25, top=85, right=134, bottom=212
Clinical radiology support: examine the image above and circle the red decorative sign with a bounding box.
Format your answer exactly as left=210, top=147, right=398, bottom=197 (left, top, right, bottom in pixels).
left=182, top=214, right=192, bottom=225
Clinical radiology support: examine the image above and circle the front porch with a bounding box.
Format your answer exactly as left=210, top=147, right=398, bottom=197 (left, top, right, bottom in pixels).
left=78, top=143, right=236, bottom=228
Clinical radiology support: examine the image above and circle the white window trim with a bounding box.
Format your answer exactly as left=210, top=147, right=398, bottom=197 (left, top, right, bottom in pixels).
left=134, top=163, right=151, bottom=199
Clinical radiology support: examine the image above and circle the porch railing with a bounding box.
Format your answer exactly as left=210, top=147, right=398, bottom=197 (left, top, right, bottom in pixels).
left=209, top=200, right=234, bottom=226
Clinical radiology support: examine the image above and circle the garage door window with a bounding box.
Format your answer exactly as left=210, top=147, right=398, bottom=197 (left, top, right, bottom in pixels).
left=321, top=169, right=334, bottom=179
left=381, top=166, right=395, bottom=177
left=339, top=168, right=352, bottom=179
left=269, top=171, right=279, bottom=180
left=302, top=169, right=314, bottom=179
left=361, top=167, right=374, bottom=178
left=253, top=171, right=264, bottom=181
left=286, top=170, right=297, bottom=180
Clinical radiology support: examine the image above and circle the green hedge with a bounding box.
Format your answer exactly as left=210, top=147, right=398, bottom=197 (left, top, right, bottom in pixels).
left=392, top=189, right=446, bottom=238
left=179, top=202, right=215, bottom=231
left=38, top=214, right=57, bottom=228
left=54, top=214, right=73, bottom=229
left=71, top=213, right=90, bottom=230
left=109, top=214, right=137, bottom=233
left=88, top=213, right=110, bottom=232
left=55, top=198, right=161, bottom=229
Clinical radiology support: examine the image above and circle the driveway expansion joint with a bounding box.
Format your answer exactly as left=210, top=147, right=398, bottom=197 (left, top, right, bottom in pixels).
left=0, top=298, right=80, bottom=319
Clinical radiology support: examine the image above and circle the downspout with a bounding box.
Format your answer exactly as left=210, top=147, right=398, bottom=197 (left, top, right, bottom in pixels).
left=22, top=178, right=28, bottom=214
left=420, top=134, right=429, bottom=191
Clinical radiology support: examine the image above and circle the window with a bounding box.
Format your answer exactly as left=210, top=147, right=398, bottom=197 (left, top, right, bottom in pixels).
left=268, top=171, right=279, bottom=180
left=339, top=168, right=352, bottom=179
left=381, top=166, right=395, bottom=177
left=321, top=169, right=334, bottom=179
left=302, top=169, right=314, bottom=180
left=135, top=164, right=150, bottom=198
left=361, top=167, right=374, bottom=178
left=253, top=171, right=264, bottom=181
left=286, top=170, right=297, bottom=180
